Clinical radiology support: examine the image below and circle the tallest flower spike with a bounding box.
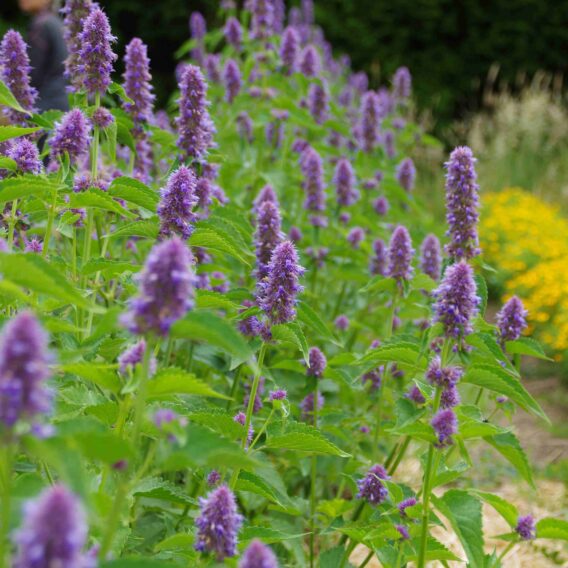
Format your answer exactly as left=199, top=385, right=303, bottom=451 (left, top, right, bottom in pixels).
left=249, top=0, right=275, bottom=40
left=78, top=7, right=117, bottom=97
left=176, top=64, right=214, bottom=162
left=444, top=146, right=481, bottom=261
left=0, top=30, right=37, bottom=123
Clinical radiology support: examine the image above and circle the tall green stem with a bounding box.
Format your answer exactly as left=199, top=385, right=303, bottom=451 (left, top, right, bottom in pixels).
left=42, top=186, right=58, bottom=258
left=6, top=199, right=18, bottom=251
left=309, top=381, right=319, bottom=568
left=0, top=444, right=14, bottom=568
left=132, top=336, right=156, bottom=446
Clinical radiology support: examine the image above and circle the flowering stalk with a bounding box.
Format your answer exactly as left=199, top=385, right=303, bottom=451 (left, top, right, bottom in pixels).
left=0, top=443, right=14, bottom=568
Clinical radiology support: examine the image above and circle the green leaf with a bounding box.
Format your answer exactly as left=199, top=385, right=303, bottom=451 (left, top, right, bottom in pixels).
left=358, top=341, right=424, bottom=371
left=60, top=363, right=121, bottom=393
left=0, top=175, right=57, bottom=203
left=505, top=337, right=552, bottom=361
left=474, top=274, right=488, bottom=316
left=413, top=272, right=437, bottom=292
left=432, top=490, right=484, bottom=567
left=271, top=322, right=309, bottom=363
left=73, top=432, right=135, bottom=464
left=102, top=561, right=173, bottom=568
left=108, top=219, right=159, bottom=239
left=189, top=227, right=252, bottom=265
left=147, top=367, right=229, bottom=400
left=108, top=81, right=134, bottom=104
left=68, top=188, right=135, bottom=218
left=240, top=526, right=305, bottom=544
left=171, top=311, right=253, bottom=366
left=236, top=471, right=286, bottom=506
left=463, top=364, right=548, bottom=422
left=0, top=253, right=91, bottom=308
left=536, top=518, right=568, bottom=540
left=196, top=289, right=239, bottom=311
left=0, top=78, right=29, bottom=114
left=265, top=423, right=350, bottom=457
left=484, top=431, right=535, bottom=488
left=188, top=409, right=245, bottom=438
left=359, top=275, right=397, bottom=294
left=132, top=477, right=197, bottom=506
left=0, top=125, right=41, bottom=142
left=297, top=301, right=337, bottom=343
left=81, top=258, right=140, bottom=277
left=468, top=490, right=518, bottom=527
left=108, top=176, right=159, bottom=212
left=0, top=157, right=16, bottom=171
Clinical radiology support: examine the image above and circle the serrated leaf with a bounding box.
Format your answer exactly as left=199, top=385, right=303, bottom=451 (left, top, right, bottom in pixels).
left=102, top=561, right=173, bottom=568
left=240, top=526, right=305, bottom=544
left=536, top=518, right=568, bottom=540
left=432, top=490, right=484, bottom=567
left=60, top=363, right=121, bottom=393
left=189, top=227, right=252, bottom=265
left=171, top=311, right=253, bottom=366
left=81, top=258, right=140, bottom=277
left=463, top=364, right=548, bottom=422
left=413, top=272, right=437, bottom=292
left=358, top=341, right=423, bottom=371
left=196, top=289, right=239, bottom=311
left=68, top=188, right=135, bottom=218
left=474, top=274, right=488, bottom=315
left=484, top=431, right=535, bottom=488
left=154, top=533, right=194, bottom=552
left=0, top=125, right=41, bottom=142
left=0, top=157, right=16, bottom=171
left=266, top=423, right=350, bottom=457
left=73, top=432, right=134, bottom=464
left=297, top=301, right=337, bottom=343
left=189, top=409, right=244, bottom=437
left=108, top=176, right=159, bottom=212
left=132, top=477, right=197, bottom=506
left=236, top=471, right=285, bottom=506
left=271, top=322, right=309, bottom=363
left=469, top=490, right=518, bottom=527
left=108, top=219, right=159, bottom=239
left=108, top=81, right=134, bottom=104
left=0, top=175, right=57, bottom=203
left=0, top=252, right=91, bottom=308
left=359, top=275, right=397, bottom=294
left=147, top=367, right=228, bottom=400
left=505, top=337, right=552, bottom=361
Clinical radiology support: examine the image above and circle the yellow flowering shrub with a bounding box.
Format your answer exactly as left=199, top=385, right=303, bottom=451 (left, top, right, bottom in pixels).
left=480, top=188, right=568, bottom=352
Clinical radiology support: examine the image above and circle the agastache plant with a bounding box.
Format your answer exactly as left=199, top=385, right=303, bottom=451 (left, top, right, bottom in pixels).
left=0, top=5, right=563, bottom=568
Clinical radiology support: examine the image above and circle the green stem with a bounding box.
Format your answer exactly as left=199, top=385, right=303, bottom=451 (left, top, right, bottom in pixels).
left=388, top=436, right=411, bottom=476
left=0, top=444, right=14, bottom=568
left=309, top=381, right=319, bottom=568
left=91, top=93, right=101, bottom=180
left=474, top=387, right=484, bottom=406
left=6, top=199, right=18, bottom=251
left=42, top=186, right=58, bottom=258
left=359, top=550, right=374, bottom=568
left=372, top=389, right=383, bottom=460
left=384, top=441, right=399, bottom=470
left=417, top=388, right=442, bottom=568
left=498, top=541, right=515, bottom=562
left=99, top=481, right=128, bottom=559
left=249, top=408, right=274, bottom=451
left=386, top=291, right=399, bottom=339
left=230, top=344, right=267, bottom=489
left=340, top=501, right=365, bottom=545
left=394, top=542, right=404, bottom=568
left=226, top=365, right=242, bottom=411
left=132, top=336, right=156, bottom=446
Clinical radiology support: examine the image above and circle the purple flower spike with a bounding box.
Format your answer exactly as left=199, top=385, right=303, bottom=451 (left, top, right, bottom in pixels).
left=204, top=54, right=221, bottom=83
left=6, top=139, right=42, bottom=174
left=13, top=485, right=89, bottom=568
left=357, top=464, right=390, bottom=506
left=49, top=109, right=91, bottom=164
left=249, top=0, right=275, bottom=40
left=0, top=30, right=37, bottom=122
left=122, top=237, right=195, bottom=336
left=300, top=392, right=324, bottom=421
left=444, top=146, right=481, bottom=260
left=269, top=389, right=287, bottom=401
left=237, top=112, right=254, bottom=143
left=254, top=185, right=279, bottom=213
left=123, top=38, right=155, bottom=130
left=307, top=347, right=327, bottom=378
left=239, top=539, right=278, bottom=568
left=398, top=497, right=417, bottom=517
left=280, top=27, right=300, bottom=73
left=373, top=196, right=389, bottom=216
left=431, top=408, right=458, bottom=447
left=233, top=411, right=254, bottom=446
left=255, top=200, right=283, bottom=286
left=0, top=311, right=52, bottom=428
left=396, top=524, right=410, bottom=540
left=426, top=356, right=463, bottom=388
left=158, top=166, right=198, bottom=240
left=190, top=12, right=206, bottom=40
left=77, top=7, right=117, bottom=96
left=383, top=130, right=396, bottom=158
left=515, top=515, right=536, bottom=541
left=176, top=64, right=214, bottom=161
left=387, top=225, right=414, bottom=283
left=335, top=315, right=349, bottom=331
left=91, top=107, right=114, bottom=129
left=207, top=470, right=221, bottom=486
left=392, top=66, right=412, bottom=100
left=289, top=226, right=302, bottom=242
left=396, top=158, right=416, bottom=193
left=308, top=81, right=329, bottom=124
left=440, top=384, right=461, bottom=409
left=497, top=296, right=528, bottom=343
left=61, top=0, right=95, bottom=90
left=24, top=238, right=42, bottom=254
left=223, top=59, right=242, bottom=103
left=118, top=339, right=157, bottom=376
left=370, top=239, right=388, bottom=277
left=334, top=158, right=359, bottom=207
left=224, top=17, right=242, bottom=50
left=301, top=147, right=326, bottom=214
left=362, top=368, right=382, bottom=392
left=259, top=241, right=304, bottom=325
left=420, top=234, right=442, bottom=281
left=432, top=261, right=479, bottom=339
left=195, top=485, right=243, bottom=561
left=299, top=45, right=321, bottom=78
left=347, top=227, right=365, bottom=249
left=358, top=91, right=382, bottom=152
left=406, top=385, right=426, bottom=405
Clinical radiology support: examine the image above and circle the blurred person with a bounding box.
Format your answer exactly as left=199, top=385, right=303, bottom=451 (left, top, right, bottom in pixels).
left=19, top=0, right=68, bottom=112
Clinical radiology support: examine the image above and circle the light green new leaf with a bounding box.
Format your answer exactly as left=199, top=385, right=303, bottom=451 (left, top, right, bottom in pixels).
left=108, top=176, right=159, bottom=212
left=468, top=490, right=518, bottom=527
left=190, top=227, right=252, bottom=265
left=0, top=175, right=57, bottom=203
left=536, top=518, right=568, bottom=540
left=147, top=367, right=229, bottom=400
left=484, top=431, right=535, bottom=488
left=0, top=78, right=29, bottom=114
left=271, top=322, right=309, bottom=363
left=505, top=337, right=553, bottom=361
left=266, top=423, right=350, bottom=457
left=68, top=188, right=135, bottom=219
left=0, top=125, right=41, bottom=142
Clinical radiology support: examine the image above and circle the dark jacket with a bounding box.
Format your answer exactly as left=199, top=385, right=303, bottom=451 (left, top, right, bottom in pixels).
left=28, top=11, right=69, bottom=112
